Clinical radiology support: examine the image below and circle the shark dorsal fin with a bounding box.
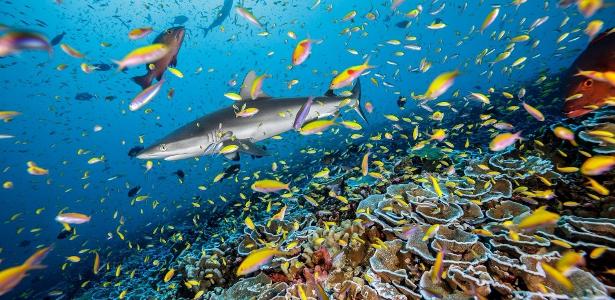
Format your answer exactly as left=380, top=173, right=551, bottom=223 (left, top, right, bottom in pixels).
left=325, top=89, right=336, bottom=97
left=240, top=71, right=257, bottom=100
left=239, top=71, right=271, bottom=100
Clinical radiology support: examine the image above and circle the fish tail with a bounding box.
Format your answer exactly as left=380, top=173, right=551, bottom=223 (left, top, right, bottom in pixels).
left=23, top=246, right=53, bottom=270
left=351, top=78, right=368, bottom=123
left=132, top=73, right=152, bottom=90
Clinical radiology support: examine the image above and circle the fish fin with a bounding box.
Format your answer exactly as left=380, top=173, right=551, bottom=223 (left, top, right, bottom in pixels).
left=164, top=153, right=196, bottom=161
left=240, top=71, right=258, bottom=100
left=170, top=55, right=178, bottom=67
left=132, top=74, right=152, bottom=90
left=238, top=140, right=269, bottom=157
left=325, top=89, right=336, bottom=97
left=351, top=78, right=367, bottom=123
left=24, top=246, right=53, bottom=269
left=224, top=152, right=240, bottom=161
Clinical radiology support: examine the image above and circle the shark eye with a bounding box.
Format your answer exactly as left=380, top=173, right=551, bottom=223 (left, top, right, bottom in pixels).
left=159, top=144, right=167, bottom=152
left=583, top=79, right=593, bottom=87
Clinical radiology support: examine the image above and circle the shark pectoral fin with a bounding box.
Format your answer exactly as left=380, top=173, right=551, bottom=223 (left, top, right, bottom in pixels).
left=239, top=71, right=258, bottom=100
left=238, top=140, right=269, bottom=157
left=165, top=153, right=196, bottom=161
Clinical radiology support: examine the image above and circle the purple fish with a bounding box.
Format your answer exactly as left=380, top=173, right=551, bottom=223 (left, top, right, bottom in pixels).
left=0, top=30, right=51, bottom=57
left=293, top=96, right=314, bottom=130
left=129, top=79, right=165, bottom=111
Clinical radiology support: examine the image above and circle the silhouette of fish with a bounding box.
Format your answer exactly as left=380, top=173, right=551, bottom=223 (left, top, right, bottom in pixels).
left=50, top=31, right=65, bottom=46
left=173, top=170, right=185, bottom=183
left=75, top=92, right=95, bottom=101
left=201, top=0, right=233, bottom=36
left=128, top=186, right=141, bottom=197
left=563, top=28, right=614, bottom=118
left=173, top=15, right=188, bottom=25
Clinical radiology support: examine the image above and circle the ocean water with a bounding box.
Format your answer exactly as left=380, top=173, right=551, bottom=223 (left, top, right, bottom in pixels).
left=0, top=0, right=614, bottom=299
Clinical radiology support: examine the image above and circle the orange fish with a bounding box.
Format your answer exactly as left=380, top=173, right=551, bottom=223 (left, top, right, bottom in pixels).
left=0, top=246, right=52, bottom=296
left=563, top=28, right=614, bottom=118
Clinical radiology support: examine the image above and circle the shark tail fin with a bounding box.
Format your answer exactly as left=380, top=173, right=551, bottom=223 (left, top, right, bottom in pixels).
left=351, top=78, right=368, bottom=123
left=132, top=74, right=152, bottom=90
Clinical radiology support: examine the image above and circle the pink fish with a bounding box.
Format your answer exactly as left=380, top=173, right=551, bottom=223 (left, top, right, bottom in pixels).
left=489, top=131, right=522, bottom=151
left=292, top=39, right=319, bottom=66
left=522, top=102, right=545, bottom=121
left=55, top=212, right=91, bottom=224
left=129, top=79, right=165, bottom=111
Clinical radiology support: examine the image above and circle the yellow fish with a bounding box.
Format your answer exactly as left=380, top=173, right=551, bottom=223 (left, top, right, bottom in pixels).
left=236, top=248, right=285, bottom=276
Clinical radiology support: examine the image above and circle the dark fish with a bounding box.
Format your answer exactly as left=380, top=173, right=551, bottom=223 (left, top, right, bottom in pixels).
left=92, top=63, right=111, bottom=71
left=18, top=240, right=31, bottom=247
left=50, top=31, right=65, bottom=46
left=57, top=227, right=74, bottom=240
left=173, top=170, right=185, bottom=183
left=173, top=15, right=189, bottom=25
left=128, top=146, right=144, bottom=158
left=132, top=27, right=185, bottom=89
left=562, top=28, right=614, bottom=118
left=396, top=21, right=410, bottom=28
left=397, top=96, right=407, bottom=108
left=75, top=92, right=95, bottom=101
left=201, top=0, right=233, bottom=36
left=220, top=164, right=240, bottom=182
left=128, top=186, right=141, bottom=197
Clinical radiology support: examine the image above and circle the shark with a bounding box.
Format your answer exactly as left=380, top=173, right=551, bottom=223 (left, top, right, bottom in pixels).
left=200, top=0, right=234, bottom=37
left=136, top=71, right=366, bottom=161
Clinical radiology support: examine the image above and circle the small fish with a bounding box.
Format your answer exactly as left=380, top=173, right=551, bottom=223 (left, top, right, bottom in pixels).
left=128, top=27, right=153, bottom=40
left=489, top=131, right=522, bottom=151
left=50, top=31, right=65, bottom=46
left=517, top=206, right=560, bottom=230
left=60, top=43, right=84, bottom=58
left=480, top=7, right=499, bottom=33
left=553, top=126, right=577, bottom=146
left=292, top=39, right=319, bottom=66
left=330, top=58, right=374, bottom=90
left=235, top=107, right=259, bottom=118
left=422, top=70, right=459, bottom=100
left=430, top=175, right=443, bottom=197
left=0, top=246, right=52, bottom=296
left=0, top=31, right=51, bottom=57
left=26, top=161, right=48, bottom=175
left=422, top=224, right=440, bottom=241
left=300, top=119, right=336, bottom=135
left=93, top=252, right=100, bottom=275
left=0, top=111, right=20, bottom=121
left=55, top=212, right=91, bottom=224
left=251, top=179, right=290, bottom=193
left=129, top=79, right=165, bottom=111
left=432, top=246, right=446, bottom=282
left=128, top=186, right=141, bottom=197
left=236, top=7, right=263, bottom=28
left=540, top=262, right=573, bottom=291
left=580, top=155, right=615, bottom=176
left=236, top=247, right=284, bottom=276
left=361, top=152, right=369, bottom=176
left=114, top=44, right=169, bottom=71
left=522, top=102, right=545, bottom=121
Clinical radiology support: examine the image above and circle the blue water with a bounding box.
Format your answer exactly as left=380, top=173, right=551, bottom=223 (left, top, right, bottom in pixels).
left=0, top=0, right=613, bottom=298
